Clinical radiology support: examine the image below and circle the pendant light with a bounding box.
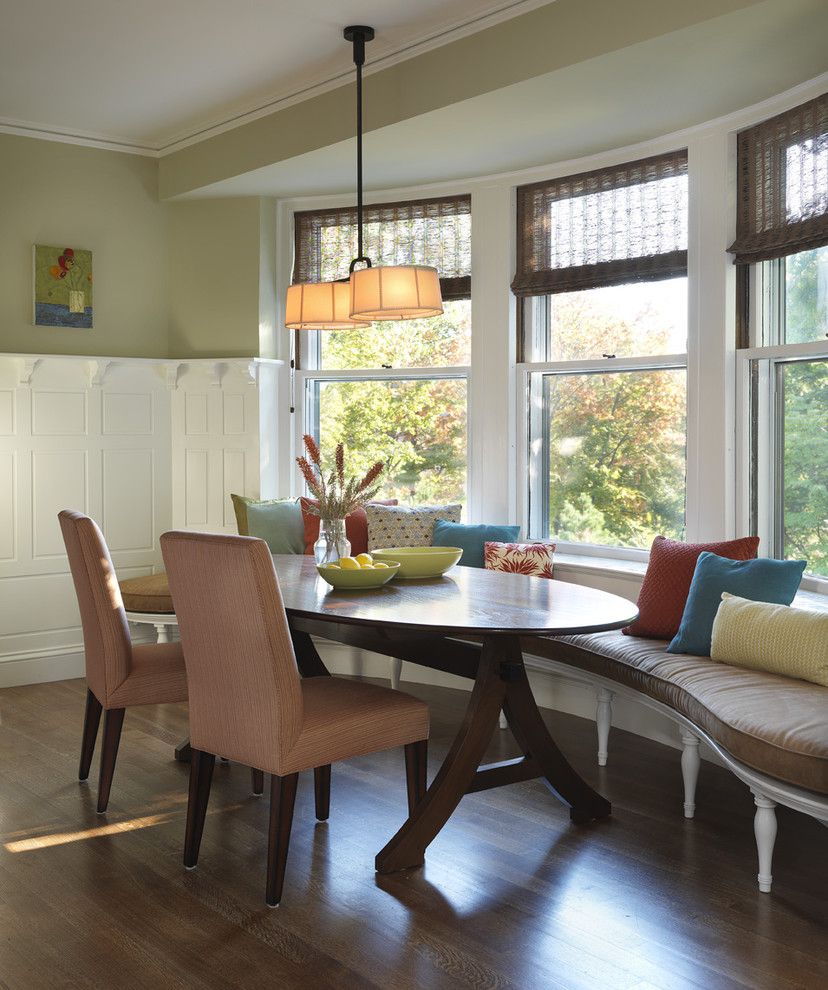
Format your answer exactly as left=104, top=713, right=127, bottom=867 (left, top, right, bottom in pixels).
left=344, top=26, right=443, bottom=322
left=284, top=280, right=370, bottom=330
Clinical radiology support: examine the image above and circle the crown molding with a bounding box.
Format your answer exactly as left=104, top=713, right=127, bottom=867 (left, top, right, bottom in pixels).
left=0, top=0, right=550, bottom=160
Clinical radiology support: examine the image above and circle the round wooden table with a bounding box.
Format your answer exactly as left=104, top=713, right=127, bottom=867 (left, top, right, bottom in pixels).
left=272, top=555, right=638, bottom=874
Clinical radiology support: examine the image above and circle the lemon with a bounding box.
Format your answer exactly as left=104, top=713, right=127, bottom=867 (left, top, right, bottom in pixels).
left=326, top=563, right=341, bottom=569
left=360, top=563, right=374, bottom=570
left=338, top=557, right=360, bottom=570
left=373, top=562, right=389, bottom=569
left=355, top=553, right=373, bottom=566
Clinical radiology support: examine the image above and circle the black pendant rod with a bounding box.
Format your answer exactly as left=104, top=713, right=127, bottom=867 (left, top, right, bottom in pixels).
left=345, top=26, right=374, bottom=273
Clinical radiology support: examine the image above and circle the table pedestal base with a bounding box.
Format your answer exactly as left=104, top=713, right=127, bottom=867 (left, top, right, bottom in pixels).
left=374, top=633, right=610, bottom=874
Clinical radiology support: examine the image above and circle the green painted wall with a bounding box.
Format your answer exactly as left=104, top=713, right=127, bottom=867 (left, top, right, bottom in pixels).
left=167, top=198, right=263, bottom=358
left=0, top=132, right=170, bottom=357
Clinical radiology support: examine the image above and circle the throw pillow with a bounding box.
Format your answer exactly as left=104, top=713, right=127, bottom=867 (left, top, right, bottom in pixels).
left=624, top=535, right=760, bottom=639
left=366, top=504, right=462, bottom=551
left=432, top=521, right=520, bottom=568
left=230, top=493, right=296, bottom=537
left=484, top=541, right=556, bottom=578
left=300, top=498, right=398, bottom=556
left=667, top=553, right=807, bottom=656
left=710, top=593, right=828, bottom=687
left=245, top=500, right=305, bottom=555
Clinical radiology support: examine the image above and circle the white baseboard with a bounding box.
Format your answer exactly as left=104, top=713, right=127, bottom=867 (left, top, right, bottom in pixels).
left=0, top=626, right=157, bottom=689
left=0, top=646, right=86, bottom=688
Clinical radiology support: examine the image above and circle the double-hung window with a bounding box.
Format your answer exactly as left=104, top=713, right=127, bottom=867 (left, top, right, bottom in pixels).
left=732, top=93, right=828, bottom=580
left=513, top=151, right=689, bottom=553
left=293, top=195, right=471, bottom=505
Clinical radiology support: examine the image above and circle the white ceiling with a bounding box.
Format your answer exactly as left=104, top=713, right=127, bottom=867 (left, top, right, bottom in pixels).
left=185, top=0, right=828, bottom=200
left=0, top=0, right=547, bottom=152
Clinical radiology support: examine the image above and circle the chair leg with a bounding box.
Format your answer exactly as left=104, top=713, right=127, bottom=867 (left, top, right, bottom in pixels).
left=251, top=768, right=264, bottom=795
left=314, top=765, right=331, bottom=821
left=184, top=750, right=215, bottom=869
left=79, top=689, right=102, bottom=781
left=96, top=708, right=125, bottom=814
left=404, top=740, right=428, bottom=815
left=266, top=773, right=298, bottom=907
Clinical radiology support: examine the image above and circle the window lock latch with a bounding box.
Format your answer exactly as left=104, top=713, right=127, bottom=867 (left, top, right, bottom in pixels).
left=602, top=353, right=616, bottom=359
left=381, top=363, right=393, bottom=369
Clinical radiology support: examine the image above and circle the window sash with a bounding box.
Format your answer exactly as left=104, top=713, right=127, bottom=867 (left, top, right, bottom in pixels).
left=521, top=355, right=687, bottom=549
left=297, top=368, right=470, bottom=502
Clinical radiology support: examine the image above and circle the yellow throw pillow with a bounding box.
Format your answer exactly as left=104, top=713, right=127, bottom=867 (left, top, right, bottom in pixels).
left=710, top=592, right=828, bottom=687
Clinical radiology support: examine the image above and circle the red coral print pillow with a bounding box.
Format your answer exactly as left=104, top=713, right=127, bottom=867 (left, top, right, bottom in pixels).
left=484, top=542, right=556, bottom=579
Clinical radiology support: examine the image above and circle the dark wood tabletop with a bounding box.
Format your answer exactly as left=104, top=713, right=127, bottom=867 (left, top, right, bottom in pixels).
left=271, top=554, right=638, bottom=636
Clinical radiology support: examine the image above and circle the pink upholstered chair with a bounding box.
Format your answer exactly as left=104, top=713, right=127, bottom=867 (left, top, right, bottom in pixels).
left=59, top=510, right=189, bottom=813
left=160, top=530, right=429, bottom=907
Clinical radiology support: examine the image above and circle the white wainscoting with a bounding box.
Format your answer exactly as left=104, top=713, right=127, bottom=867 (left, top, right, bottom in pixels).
left=0, top=354, right=271, bottom=688
left=170, top=361, right=261, bottom=532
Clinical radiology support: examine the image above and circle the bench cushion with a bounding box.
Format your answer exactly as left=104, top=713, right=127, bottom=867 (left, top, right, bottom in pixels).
left=523, top=629, right=828, bottom=794
left=119, top=573, right=174, bottom=614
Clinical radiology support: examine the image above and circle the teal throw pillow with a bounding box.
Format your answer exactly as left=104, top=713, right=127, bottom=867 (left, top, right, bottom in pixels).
left=432, top=520, right=520, bottom=568
left=246, top=500, right=305, bottom=555
left=667, top=552, right=806, bottom=656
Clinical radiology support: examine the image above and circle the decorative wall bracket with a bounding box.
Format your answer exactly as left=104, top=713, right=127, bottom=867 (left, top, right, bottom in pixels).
left=17, top=357, right=41, bottom=386
left=87, top=359, right=113, bottom=388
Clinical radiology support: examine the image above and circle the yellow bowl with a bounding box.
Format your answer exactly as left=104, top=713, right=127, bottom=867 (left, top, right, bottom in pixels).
left=316, top=560, right=401, bottom=589
left=371, top=546, right=463, bottom=579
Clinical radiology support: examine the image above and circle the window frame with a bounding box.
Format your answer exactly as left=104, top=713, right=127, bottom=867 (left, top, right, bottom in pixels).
left=292, top=230, right=472, bottom=502
left=736, top=257, right=828, bottom=591
left=517, top=348, right=688, bottom=561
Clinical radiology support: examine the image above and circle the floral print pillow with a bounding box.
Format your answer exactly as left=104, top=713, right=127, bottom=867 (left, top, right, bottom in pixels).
left=483, top=541, right=556, bottom=578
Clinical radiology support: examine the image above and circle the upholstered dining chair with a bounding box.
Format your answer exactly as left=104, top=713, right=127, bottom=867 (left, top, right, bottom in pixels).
left=59, top=510, right=189, bottom=813
left=160, top=530, right=429, bottom=907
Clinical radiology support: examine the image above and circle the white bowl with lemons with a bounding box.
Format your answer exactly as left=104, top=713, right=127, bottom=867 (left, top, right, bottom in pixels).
left=316, top=553, right=401, bottom=589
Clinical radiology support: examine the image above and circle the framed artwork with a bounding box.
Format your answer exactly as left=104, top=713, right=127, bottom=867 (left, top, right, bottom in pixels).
left=33, top=245, right=93, bottom=328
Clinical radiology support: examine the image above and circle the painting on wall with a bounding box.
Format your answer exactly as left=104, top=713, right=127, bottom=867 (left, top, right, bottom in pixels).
left=33, top=245, right=93, bottom=328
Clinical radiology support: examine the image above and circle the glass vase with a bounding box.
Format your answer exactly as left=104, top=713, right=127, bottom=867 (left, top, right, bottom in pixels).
left=314, top=518, right=351, bottom=565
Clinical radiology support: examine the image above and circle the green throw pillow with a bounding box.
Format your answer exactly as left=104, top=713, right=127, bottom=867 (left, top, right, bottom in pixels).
left=230, top=494, right=304, bottom=555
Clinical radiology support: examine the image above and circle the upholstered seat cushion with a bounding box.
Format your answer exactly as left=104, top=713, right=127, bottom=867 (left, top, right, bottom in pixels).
left=279, top=676, right=430, bottom=776
left=522, top=629, right=828, bottom=794
left=106, top=642, right=188, bottom=708
left=119, top=573, right=174, bottom=614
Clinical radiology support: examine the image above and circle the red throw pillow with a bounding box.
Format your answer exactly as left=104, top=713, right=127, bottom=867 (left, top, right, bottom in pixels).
left=624, top=535, right=760, bottom=639
left=299, top=498, right=398, bottom=557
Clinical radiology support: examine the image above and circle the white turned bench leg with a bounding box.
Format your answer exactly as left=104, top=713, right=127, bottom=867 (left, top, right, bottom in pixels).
left=390, top=658, right=402, bottom=690
left=751, top=790, right=777, bottom=893
left=498, top=711, right=508, bottom=730
left=595, top=688, right=613, bottom=766
left=680, top=730, right=700, bottom=819
left=153, top=622, right=170, bottom=644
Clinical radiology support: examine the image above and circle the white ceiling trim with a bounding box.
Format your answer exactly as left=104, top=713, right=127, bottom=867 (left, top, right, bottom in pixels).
left=0, top=0, right=551, bottom=159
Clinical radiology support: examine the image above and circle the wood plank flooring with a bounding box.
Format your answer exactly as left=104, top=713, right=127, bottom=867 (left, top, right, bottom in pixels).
left=0, top=675, right=825, bottom=990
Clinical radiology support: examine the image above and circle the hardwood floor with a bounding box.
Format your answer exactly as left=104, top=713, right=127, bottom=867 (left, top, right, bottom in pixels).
left=0, top=675, right=825, bottom=990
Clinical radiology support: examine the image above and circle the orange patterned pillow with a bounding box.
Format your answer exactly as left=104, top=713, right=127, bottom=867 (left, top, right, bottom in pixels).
left=624, top=535, right=760, bottom=639
left=484, top=542, right=556, bottom=578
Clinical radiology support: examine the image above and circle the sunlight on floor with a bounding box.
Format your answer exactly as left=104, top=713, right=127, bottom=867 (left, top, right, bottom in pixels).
left=4, top=812, right=173, bottom=853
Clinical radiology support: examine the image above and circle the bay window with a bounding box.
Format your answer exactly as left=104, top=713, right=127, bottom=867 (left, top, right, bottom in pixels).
left=733, top=93, right=828, bottom=580
left=293, top=196, right=471, bottom=505
left=514, top=152, right=689, bottom=551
